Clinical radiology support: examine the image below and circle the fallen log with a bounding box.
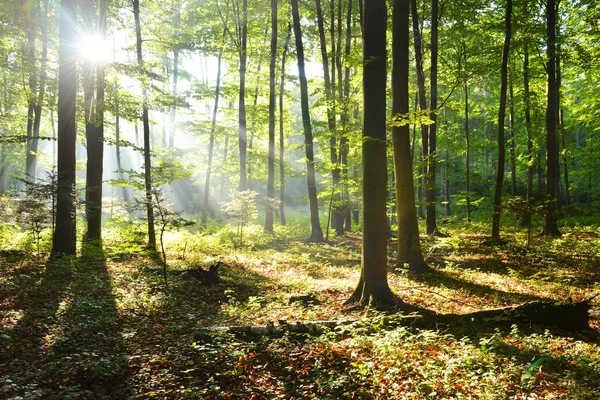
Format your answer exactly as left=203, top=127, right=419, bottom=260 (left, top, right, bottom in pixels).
left=195, top=297, right=597, bottom=340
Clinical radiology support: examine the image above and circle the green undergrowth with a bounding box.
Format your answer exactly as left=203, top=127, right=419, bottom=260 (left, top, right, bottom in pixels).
left=1, top=220, right=599, bottom=399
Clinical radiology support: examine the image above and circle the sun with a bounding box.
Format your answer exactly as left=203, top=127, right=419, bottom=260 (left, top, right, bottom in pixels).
left=77, top=33, right=111, bottom=64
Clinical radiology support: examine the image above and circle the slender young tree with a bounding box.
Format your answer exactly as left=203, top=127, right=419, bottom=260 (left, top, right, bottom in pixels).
left=133, top=0, right=156, bottom=249
left=392, top=0, right=427, bottom=273
left=278, top=29, right=291, bottom=226
left=426, top=0, right=439, bottom=235
left=346, top=0, right=397, bottom=306
left=52, top=0, right=78, bottom=256
left=201, top=27, right=226, bottom=227
left=238, top=0, right=248, bottom=190
left=265, top=0, right=277, bottom=233
left=169, top=0, right=181, bottom=148
left=544, top=0, right=561, bottom=235
left=491, top=0, right=512, bottom=240
left=522, top=41, right=534, bottom=227
left=463, top=44, right=471, bottom=222
left=291, top=0, right=325, bottom=242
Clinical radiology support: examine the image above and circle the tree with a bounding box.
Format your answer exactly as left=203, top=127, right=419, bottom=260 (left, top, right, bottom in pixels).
left=543, top=0, right=561, bottom=236
left=491, top=0, right=512, bottom=241
left=392, top=0, right=427, bottom=273
left=201, top=8, right=228, bottom=227
left=238, top=0, right=248, bottom=190
left=346, top=0, right=396, bottom=306
left=52, top=0, right=78, bottom=256
left=84, top=0, right=108, bottom=243
left=291, top=0, right=325, bottom=243
left=426, top=0, right=440, bottom=235
left=264, top=0, right=277, bottom=233
left=133, top=0, right=156, bottom=249
left=278, top=28, right=291, bottom=226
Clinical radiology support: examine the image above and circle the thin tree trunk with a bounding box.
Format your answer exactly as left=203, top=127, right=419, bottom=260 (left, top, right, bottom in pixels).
left=392, top=0, right=427, bottom=273
left=52, top=0, right=78, bottom=256
left=315, top=0, right=341, bottom=236
left=522, top=41, right=534, bottom=227
left=279, top=29, right=291, bottom=226
left=201, top=40, right=225, bottom=227
left=426, top=0, right=439, bottom=235
left=509, top=70, right=517, bottom=196
left=291, top=0, right=325, bottom=243
left=134, top=0, right=156, bottom=249
left=557, top=41, right=570, bottom=207
left=491, top=0, right=512, bottom=240
left=265, top=0, right=277, bottom=233
left=169, top=0, right=181, bottom=148
left=238, top=0, right=248, bottom=190
left=25, top=6, right=38, bottom=181
left=464, top=47, right=471, bottom=222
left=341, top=0, right=353, bottom=232
left=410, top=0, right=429, bottom=225
left=444, top=150, right=451, bottom=216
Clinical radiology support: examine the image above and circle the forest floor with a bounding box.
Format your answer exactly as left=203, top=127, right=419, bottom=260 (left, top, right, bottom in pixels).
left=1, top=219, right=600, bottom=399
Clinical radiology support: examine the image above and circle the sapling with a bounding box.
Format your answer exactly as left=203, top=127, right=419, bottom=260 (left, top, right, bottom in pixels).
left=221, top=189, right=258, bottom=247
left=152, top=188, right=190, bottom=287
left=16, top=172, right=57, bottom=256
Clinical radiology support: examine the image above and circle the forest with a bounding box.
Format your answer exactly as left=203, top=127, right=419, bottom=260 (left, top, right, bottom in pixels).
left=1, top=0, right=599, bottom=398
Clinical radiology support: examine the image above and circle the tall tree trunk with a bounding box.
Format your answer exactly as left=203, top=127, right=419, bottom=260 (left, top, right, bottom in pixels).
left=52, top=0, right=78, bottom=256
left=134, top=0, right=156, bottom=249
left=522, top=41, right=534, bottom=227
left=491, top=0, right=512, bottom=240
left=464, top=47, right=471, bottom=222
left=265, top=0, right=277, bottom=233
left=25, top=6, right=38, bottom=181
left=341, top=0, right=353, bottom=232
left=291, top=0, right=325, bottom=243
left=410, top=0, right=429, bottom=225
left=543, top=0, right=561, bottom=236
left=278, top=28, right=291, bottom=226
left=509, top=69, right=517, bottom=196
left=426, top=0, right=439, bottom=235
left=315, top=0, right=341, bottom=237
left=85, top=0, right=107, bottom=243
left=557, top=41, right=570, bottom=206
left=444, top=150, right=451, bottom=216
left=238, top=0, right=248, bottom=190
left=201, top=39, right=225, bottom=227
left=169, top=0, right=181, bottom=148
left=346, top=0, right=397, bottom=306
left=392, top=0, right=427, bottom=273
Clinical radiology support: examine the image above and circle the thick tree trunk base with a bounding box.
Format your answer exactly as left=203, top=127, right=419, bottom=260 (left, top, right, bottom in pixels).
left=201, top=298, right=597, bottom=339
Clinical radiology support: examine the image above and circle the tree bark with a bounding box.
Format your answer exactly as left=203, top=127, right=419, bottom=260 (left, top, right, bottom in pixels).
left=543, top=0, right=561, bottom=236
left=491, top=0, right=512, bottom=240
left=52, top=0, right=78, bottom=256
left=133, top=0, right=156, bottom=249
left=238, top=0, right=248, bottom=190
left=426, top=0, right=439, bottom=235
left=392, top=0, right=427, bottom=273
left=509, top=70, right=517, bottom=197
left=522, top=41, right=534, bottom=228
left=265, top=0, right=277, bottom=233
left=278, top=29, right=291, bottom=226
left=346, top=0, right=397, bottom=306
left=169, top=0, right=181, bottom=148
left=410, top=0, right=429, bottom=226
left=201, top=37, right=225, bottom=227
left=291, top=0, right=325, bottom=243
left=463, top=46, right=471, bottom=222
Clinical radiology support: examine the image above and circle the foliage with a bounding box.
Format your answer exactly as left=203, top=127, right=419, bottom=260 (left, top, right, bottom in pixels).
left=220, top=189, right=259, bottom=248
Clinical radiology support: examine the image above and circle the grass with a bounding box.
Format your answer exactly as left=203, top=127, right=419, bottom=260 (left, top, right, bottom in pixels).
left=0, top=219, right=599, bottom=399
